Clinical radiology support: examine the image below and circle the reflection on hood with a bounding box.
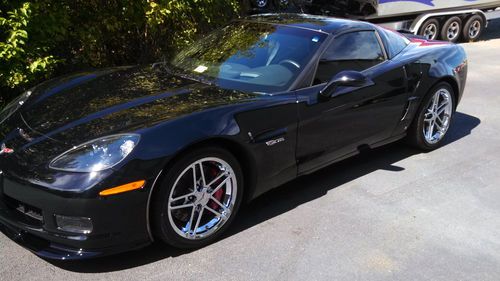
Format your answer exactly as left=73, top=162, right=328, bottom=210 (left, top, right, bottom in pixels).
left=18, top=65, right=258, bottom=144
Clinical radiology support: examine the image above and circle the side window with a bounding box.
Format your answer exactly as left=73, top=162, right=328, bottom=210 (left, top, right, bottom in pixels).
left=314, top=31, right=385, bottom=84
left=380, top=28, right=409, bottom=58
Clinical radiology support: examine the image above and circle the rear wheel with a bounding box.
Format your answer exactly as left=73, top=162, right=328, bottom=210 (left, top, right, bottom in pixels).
left=462, top=15, right=484, bottom=42
left=441, top=16, right=462, bottom=42
left=407, top=82, right=455, bottom=150
left=419, top=18, right=440, bottom=40
left=152, top=147, right=243, bottom=249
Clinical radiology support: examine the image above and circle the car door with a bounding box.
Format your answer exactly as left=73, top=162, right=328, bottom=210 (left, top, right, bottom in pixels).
left=296, top=30, right=409, bottom=174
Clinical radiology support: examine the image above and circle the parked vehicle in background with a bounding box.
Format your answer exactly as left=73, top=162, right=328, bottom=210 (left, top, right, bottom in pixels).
left=249, top=0, right=500, bottom=42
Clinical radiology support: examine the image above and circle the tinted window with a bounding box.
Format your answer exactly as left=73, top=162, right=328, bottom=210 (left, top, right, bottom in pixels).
left=314, top=31, right=385, bottom=84
left=379, top=28, right=409, bottom=58
left=170, top=22, right=327, bottom=93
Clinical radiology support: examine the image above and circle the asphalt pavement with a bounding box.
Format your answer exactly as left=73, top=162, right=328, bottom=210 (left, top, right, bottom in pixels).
left=1, top=18, right=500, bottom=281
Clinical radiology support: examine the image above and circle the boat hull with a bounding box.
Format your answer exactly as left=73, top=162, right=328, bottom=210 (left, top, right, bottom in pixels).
left=304, top=0, right=500, bottom=19
left=377, top=0, right=500, bottom=18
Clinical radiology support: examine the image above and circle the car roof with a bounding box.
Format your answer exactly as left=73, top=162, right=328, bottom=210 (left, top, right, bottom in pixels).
left=243, top=13, right=375, bottom=35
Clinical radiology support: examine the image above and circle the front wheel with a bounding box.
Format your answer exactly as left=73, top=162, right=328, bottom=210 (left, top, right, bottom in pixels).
left=151, top=147, right=243, bottom=249
left=407, top=82, right=455, bottom=150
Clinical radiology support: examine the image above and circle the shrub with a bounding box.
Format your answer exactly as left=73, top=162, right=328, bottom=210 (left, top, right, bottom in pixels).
left=0, top=0, right=242, bottom=106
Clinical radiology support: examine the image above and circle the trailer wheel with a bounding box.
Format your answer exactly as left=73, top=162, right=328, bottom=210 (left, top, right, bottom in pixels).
left=440, top=16, right=462, bottom=42
left=462, top=14, right=484, bottom=42
left=419, top=18, right=440, bottom=40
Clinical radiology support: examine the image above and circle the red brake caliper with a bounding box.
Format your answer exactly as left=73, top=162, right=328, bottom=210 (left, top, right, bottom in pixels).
left=209, top=167, right=224, bottom=211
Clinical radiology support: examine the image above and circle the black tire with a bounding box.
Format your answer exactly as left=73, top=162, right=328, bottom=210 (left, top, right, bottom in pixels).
left=151, top=146, right=244, bottom=249
left=440, top=16, right=462, bottom=42
left=407, top=82, right=456, bottom=150
left=462, top=14, right=484, bottom=42
left=418, top=18, right=440, bottom=40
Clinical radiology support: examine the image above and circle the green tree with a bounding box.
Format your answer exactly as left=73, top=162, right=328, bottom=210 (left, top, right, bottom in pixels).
left=0, top=0, right=242, bottom=107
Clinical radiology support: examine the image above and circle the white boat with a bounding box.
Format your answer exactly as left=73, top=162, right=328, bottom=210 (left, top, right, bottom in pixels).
left=303, top=0, right=500, bottom=19
left=376, top=0, right=500, bottom=18
left=249, top=0, right=500, bottom=41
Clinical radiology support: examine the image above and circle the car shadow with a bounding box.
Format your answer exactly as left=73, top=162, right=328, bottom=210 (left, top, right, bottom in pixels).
left=47, top=111, right=480, bottom=273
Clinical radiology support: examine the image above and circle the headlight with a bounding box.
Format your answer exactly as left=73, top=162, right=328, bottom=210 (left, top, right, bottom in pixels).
left=0, top=90, right=32, bottom=125
left=49, top=134, right=140, bottom=172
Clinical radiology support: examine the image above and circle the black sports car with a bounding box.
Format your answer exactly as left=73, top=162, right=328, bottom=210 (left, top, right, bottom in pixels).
left=0, top=14, right=467, bottom=260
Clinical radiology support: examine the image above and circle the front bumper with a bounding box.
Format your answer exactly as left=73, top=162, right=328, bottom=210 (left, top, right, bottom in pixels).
left=0, top=173, right=153, bottom=260
left=0, top=217, right=103, bottom=260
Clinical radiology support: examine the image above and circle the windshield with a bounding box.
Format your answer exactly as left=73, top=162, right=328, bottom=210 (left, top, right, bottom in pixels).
left=170, top=21, right=327, bottom=93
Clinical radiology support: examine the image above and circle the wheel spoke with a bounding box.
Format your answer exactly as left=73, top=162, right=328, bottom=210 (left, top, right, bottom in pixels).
left=432, top=92, right=440, bottom=110
left=198, top=162, right=206, bottom=186
left=170, top=203, right=194, bottom=210
left=435, top=121, right=443, bottom=131
left=193, top=207, right=205, bottom=233
left=437, top=103, right=448, bottom=115
left=206, top=171, right=228, bottom=188
left=210, top=177, right=230, bottom=195
left=436, top=114, right=445, bottom=125
left=171, top=192, right=195, bottom=203
left=210, top=195, right=226, bottom=211
left=205, top=205, right=222, bottom=218
left=185, top=207, right=196, bottom=235
left=426, top=121, right=435, bottom=140
left=191, top=164, right=197, bottom=189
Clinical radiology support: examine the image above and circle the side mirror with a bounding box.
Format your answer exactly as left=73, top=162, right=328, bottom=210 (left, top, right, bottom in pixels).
left=319, top=70, right=369, bottom=100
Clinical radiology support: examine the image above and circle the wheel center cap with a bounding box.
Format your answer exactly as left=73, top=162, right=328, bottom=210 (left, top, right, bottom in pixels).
left=430, top=111, right=439, bottom=120
left=194, top=189, right=210, bottom=206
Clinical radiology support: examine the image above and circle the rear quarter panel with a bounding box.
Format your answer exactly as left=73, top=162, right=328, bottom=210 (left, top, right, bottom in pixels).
left=391, top=40, right=467, bottom=135
left=409, top=40, right=467, bottom=102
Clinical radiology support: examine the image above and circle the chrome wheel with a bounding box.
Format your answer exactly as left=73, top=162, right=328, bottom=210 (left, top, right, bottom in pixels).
left=167, top=157, right=237, bottom=240
left=255, top=0, right=268, bottom=8
left=423, top=23, right=438, bottom=40
left=423, top=88, right=453, bottom=144
left=468, top=20, right=481, bottom=39
left=446, top=21, right=460, bottom=41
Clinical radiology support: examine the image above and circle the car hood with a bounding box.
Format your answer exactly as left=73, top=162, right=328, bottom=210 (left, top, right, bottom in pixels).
left=16, top=65, right=259, bottom=145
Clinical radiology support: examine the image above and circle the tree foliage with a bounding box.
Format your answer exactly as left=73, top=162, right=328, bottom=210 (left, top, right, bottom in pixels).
left=0, top=0, right=243, bottom=106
